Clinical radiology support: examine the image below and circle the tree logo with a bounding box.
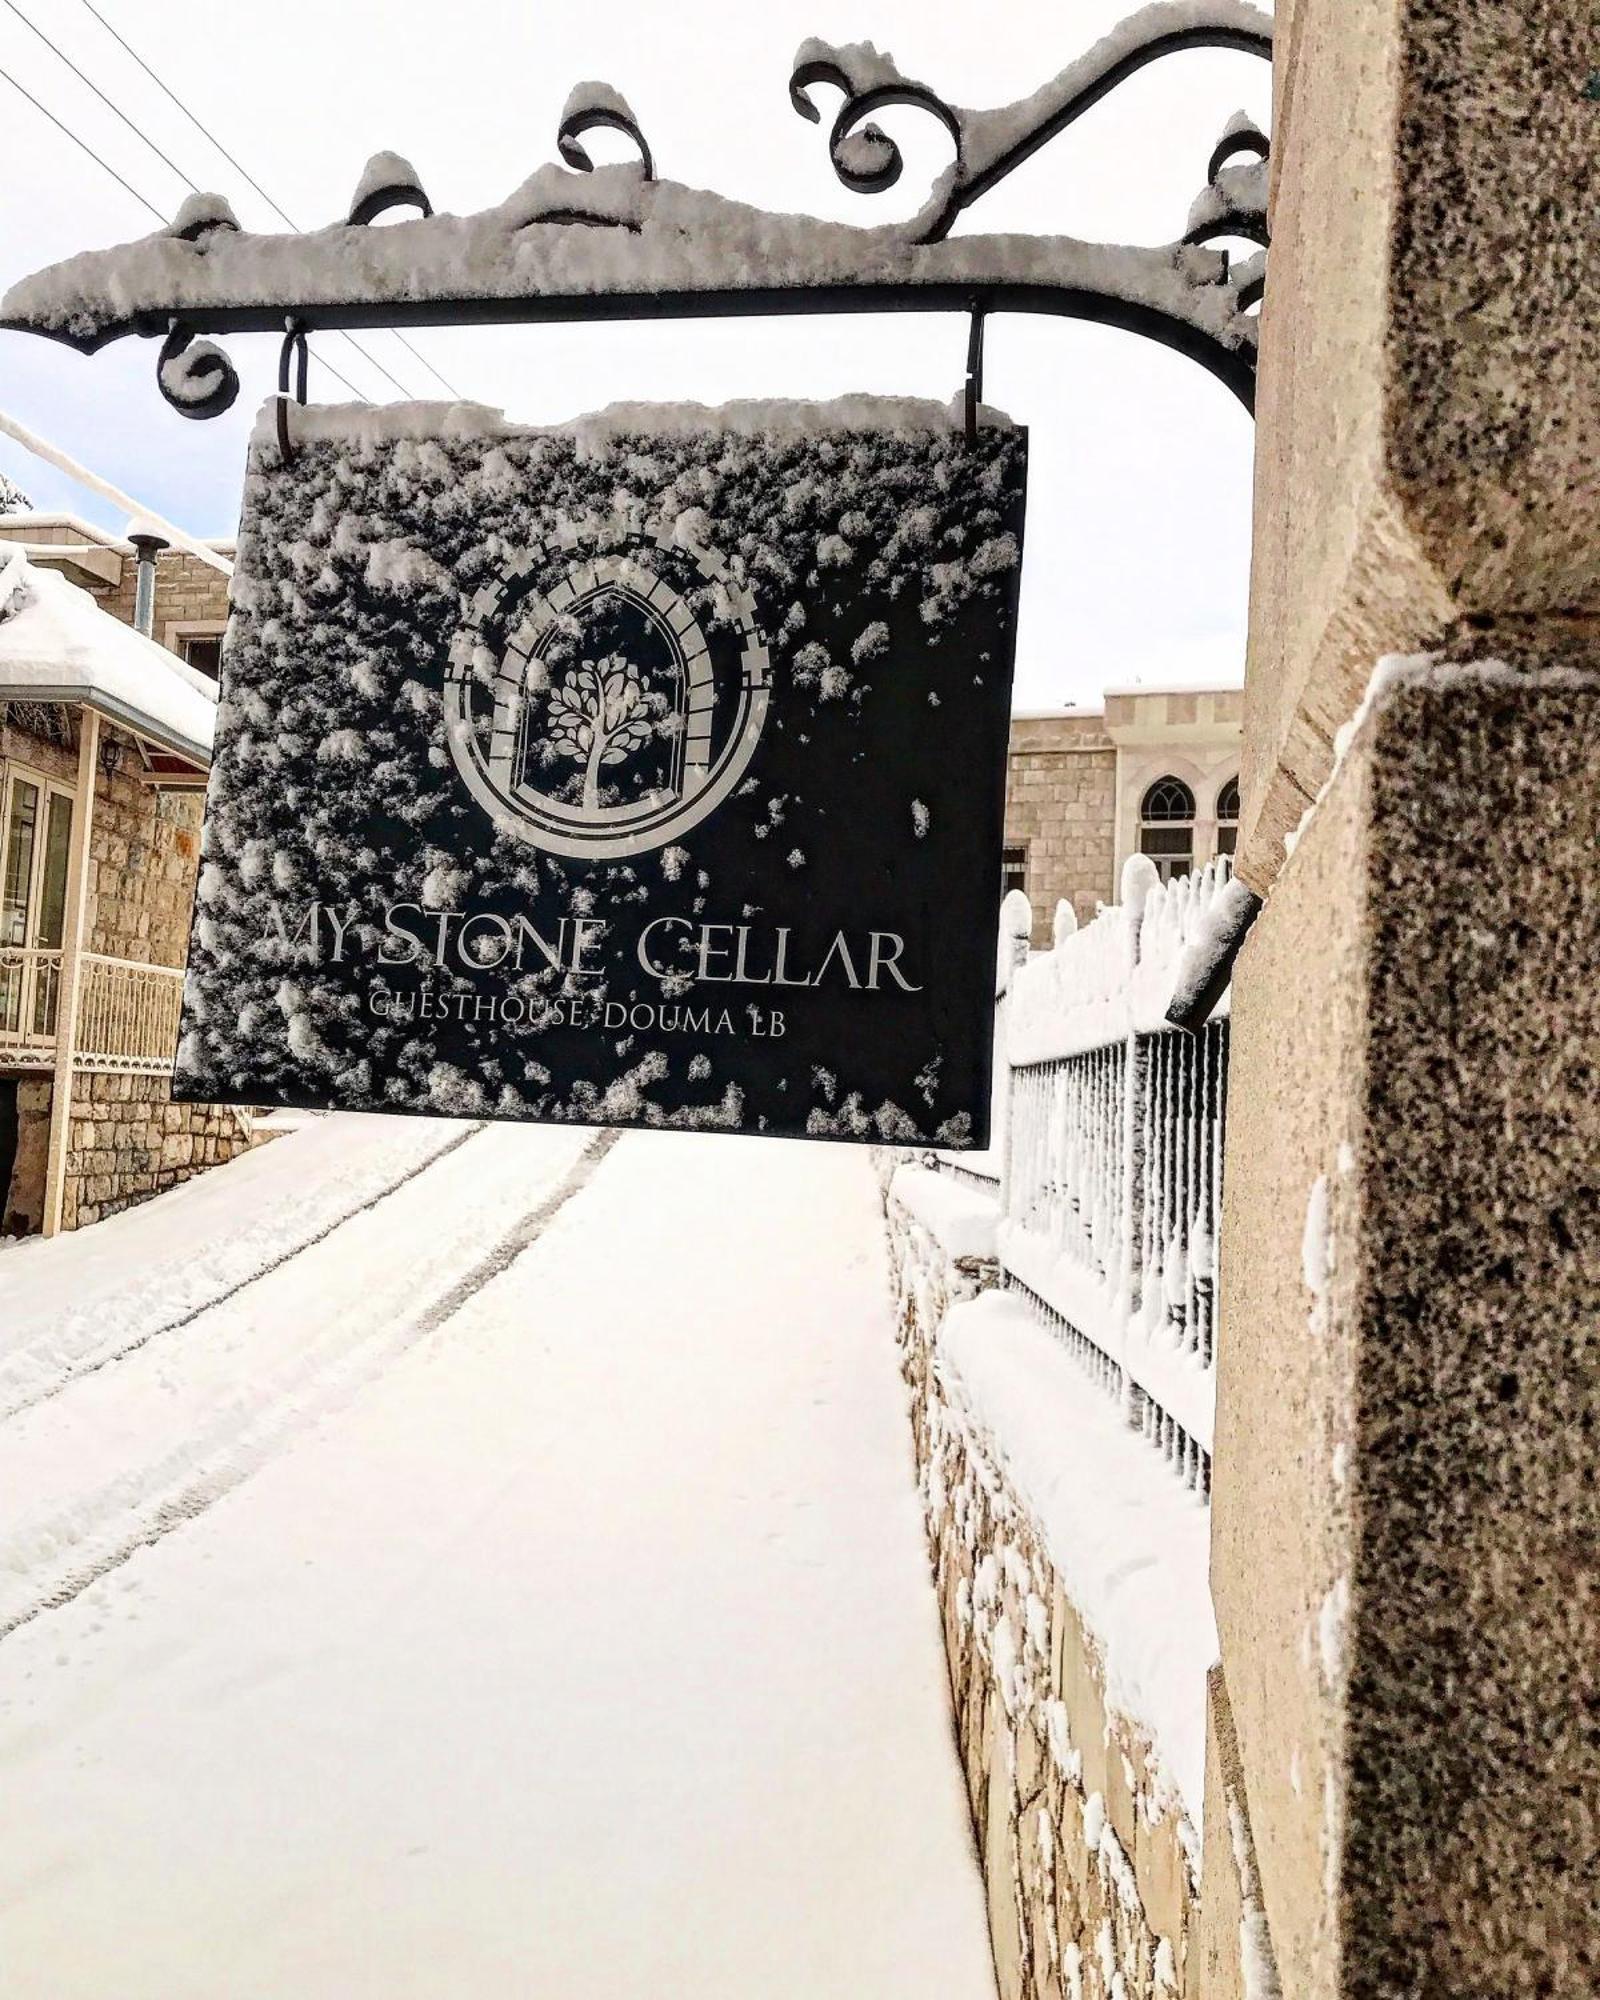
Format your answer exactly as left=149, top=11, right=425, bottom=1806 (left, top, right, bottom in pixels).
left=443, top=518, right=770, bottom=860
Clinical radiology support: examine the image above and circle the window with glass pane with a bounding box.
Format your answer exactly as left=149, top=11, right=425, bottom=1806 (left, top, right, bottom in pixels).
left=2, top=778, right=38, bottom=945
left=1216, top=776, right=1240, bottom=858
left=1139, top=777, right=1195, bottom=883
left=30, top=792, right=73, bottom=1035
left=183, top=633, right=223, bottom=680
left=1001, top=844, right=1028, bottom=902
left=1, top=780, right=39, bottom=1036
left=1, top=774, right=74, bottom=1041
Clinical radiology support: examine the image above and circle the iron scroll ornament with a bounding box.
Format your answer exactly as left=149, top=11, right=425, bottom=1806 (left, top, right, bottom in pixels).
left=0, top=1, right=1272, bottom=421
left=788, top=7, right=1271, bottom=244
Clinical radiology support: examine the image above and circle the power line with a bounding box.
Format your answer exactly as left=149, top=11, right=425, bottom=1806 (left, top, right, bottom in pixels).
left=73, top=0, right=464, bottom=401
left=0, top=59, right=163, bottom=224
left=0, top=55, right=373, bottom=403
left=78, top=0, right=295, bottom=227
left=2, top=0, right=201, bottom=200
left=4, top=0, right=419, bottom=405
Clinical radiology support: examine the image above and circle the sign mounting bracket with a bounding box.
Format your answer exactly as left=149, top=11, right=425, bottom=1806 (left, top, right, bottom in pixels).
left=0, top=3, right=1272, bottom=423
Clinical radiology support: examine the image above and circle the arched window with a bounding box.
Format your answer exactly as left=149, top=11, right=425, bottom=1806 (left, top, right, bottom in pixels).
left=1216, top=776, right=1240, bottom=858
left=1139, top=776, right=1195, bottom=883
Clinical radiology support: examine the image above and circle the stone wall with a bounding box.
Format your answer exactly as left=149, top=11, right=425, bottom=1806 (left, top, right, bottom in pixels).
left=3, top=1072, right=249, bottom=1235
left=1217, top=663, right=1600, bottom=2000
left=102, top=545, right=231, bottom=637
left=85, top=771, right=202, bottom=965
left=0, top=713, right=200, bottom=967
left=1217, top=0, right=1600, bottom=1992
left=0, top=708, right=74, bottom=785
left=884, top=1170, right=1205, bottom=2000
left=1236, top=0, right=1600, bottom=887
left=1004, top=716, right=1117, bottom=943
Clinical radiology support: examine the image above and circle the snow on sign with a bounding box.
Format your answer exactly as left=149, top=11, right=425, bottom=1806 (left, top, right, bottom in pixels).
left=175, top=397, right=1027, bottom=1145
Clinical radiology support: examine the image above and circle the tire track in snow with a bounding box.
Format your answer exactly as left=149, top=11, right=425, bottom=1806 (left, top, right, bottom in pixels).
left=0, top=1122, right=487, bottom=1424
left=404, top=1126, right=622, bottom=1340
left=0, top=1127, right=623, bottom=1645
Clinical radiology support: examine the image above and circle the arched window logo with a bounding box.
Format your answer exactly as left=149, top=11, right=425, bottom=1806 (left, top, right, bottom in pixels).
left=444, top=519, right=770, bottom=860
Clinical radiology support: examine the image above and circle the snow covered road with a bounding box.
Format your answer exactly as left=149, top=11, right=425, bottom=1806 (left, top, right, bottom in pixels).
left=0, top=1118, right=995, bottom=1999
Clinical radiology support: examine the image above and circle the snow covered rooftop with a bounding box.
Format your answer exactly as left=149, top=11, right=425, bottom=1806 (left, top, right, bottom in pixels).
left=0, top=510, right=133, bottom=552
left=1103, top=677, right=1244, bottom=698
left=1010, top=702, right=1108, bottom=721
left=0, top=549, right=216, bottom=765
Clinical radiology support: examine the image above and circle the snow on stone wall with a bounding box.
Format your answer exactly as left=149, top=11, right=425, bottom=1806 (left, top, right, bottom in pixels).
left=876, top=842, right=1241, bottom=1996
left=883, top=1169, right=1207, bottom=2000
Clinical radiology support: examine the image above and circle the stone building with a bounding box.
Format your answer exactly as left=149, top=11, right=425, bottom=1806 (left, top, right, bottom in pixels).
left=0, top=509, right=248, bottom=1236
left=1003, top=686, right=1242, bottom=941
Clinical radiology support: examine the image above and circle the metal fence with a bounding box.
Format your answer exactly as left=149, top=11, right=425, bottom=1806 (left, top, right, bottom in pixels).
left=76, top=955, right=187, bottom=1072
left=946, top=857, right=1235, bottom=1496
left=0, top=947, right=186, bottom=1074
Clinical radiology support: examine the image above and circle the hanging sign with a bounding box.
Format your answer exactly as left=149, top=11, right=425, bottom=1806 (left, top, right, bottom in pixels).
left=175, top=399, right=1026, bottom=1145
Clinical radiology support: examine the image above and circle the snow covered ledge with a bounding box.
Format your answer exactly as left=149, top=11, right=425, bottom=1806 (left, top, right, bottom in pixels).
left=881, top=1165, right=1219, bottom=2000
left=882, top=1158, right=999, bottom=1423
left=927, top=1296, right=1215, bottom=2000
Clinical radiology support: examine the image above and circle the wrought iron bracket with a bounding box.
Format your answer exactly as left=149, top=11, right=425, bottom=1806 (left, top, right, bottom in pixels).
left=0, top=2, right=1271, bottom=424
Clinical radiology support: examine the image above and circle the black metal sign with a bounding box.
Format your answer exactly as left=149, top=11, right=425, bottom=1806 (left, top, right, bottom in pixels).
left=174, top=405, right=1026, bottom=1145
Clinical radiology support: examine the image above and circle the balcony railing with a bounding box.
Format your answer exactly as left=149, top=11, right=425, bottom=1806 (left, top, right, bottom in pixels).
left=0, top=944, right=62, bottom=1051
left=0, top=947, right=185, bottom=1074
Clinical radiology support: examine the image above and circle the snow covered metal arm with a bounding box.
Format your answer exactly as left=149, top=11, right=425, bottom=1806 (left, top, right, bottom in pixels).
left=0, top=5, right=1270, bottom=420
left=789, top=0, right=1272, bottom=243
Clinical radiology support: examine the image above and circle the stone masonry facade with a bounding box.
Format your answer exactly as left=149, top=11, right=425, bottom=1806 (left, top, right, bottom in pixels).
left=101, top=546, right=232, bottom=645
left=882, top=1168, right=1201, bottom=2000
left=1004, top=714, right=1118, bottom=945
left=88, top=776, right=203, bottom=964
left=7, top=1073, right=247, bottom=1234
left=0, top=715, right=248, bottom=1235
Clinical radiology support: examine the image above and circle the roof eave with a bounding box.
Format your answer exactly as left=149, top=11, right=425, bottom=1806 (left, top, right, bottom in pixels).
left=0, top=681, right=212, bottom=772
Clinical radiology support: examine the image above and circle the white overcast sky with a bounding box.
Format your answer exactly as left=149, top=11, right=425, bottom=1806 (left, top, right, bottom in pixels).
left=0, top=0, right=1269, bottom=711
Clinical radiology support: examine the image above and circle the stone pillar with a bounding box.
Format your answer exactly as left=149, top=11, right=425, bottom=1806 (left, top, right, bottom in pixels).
left=1207, top=2, right=1600, bottom=1997
left=42, top=707, right=99, bottom=1238
left=1236, top=0, right=1600, bottom=881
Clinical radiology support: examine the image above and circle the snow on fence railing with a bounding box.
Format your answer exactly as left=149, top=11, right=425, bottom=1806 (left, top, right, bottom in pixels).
left=949, top=855, right=1235, bottom=1495
left=927, top=889, right=1031, bottom=1197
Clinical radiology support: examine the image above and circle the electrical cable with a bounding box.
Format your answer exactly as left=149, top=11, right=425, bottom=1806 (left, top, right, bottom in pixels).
left=0, top=44, right=373, bottom=401
left=0, top=58, right=164, bottom=224
left=72, top=0, right=464, bottom=399
left=0, top=405, right=234, bottom=576
left=3, top=0, right=416, bottom=400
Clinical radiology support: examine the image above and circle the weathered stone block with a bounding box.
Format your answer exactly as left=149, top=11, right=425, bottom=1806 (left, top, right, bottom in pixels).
left=1133, top=1797, right=1189, bottom=1968
left=987, top=1706, right=1026, bottom=2000
left=1102, top=1729, right=1138, bottom=1860
left=1219, top=658, right=1600, bottom=1998
left=1241, top=0, right=1600, bottom=880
